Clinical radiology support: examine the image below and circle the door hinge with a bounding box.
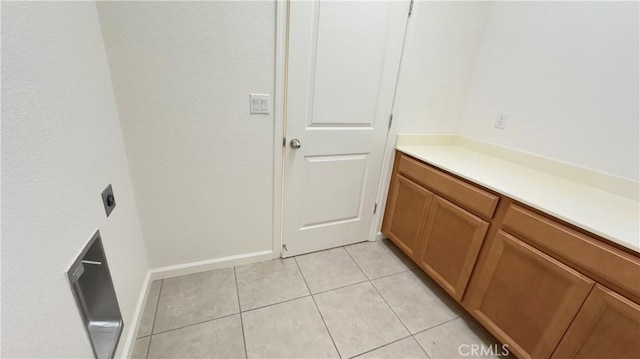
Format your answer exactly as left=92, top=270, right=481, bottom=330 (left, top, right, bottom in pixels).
left=388, top=114, right=394, bottom=129
left=283, top=137, right=286, bottom=147
left=373, top=203, right=378, bottom=214
left=408, top=0, right=414, bottom=16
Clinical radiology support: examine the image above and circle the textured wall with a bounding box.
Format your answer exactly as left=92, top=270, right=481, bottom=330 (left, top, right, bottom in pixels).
left=394, top=1, right=490, bottom=134
left=97, top=2, right=276, bottom=268
left=2, top=2, right=148, bottom=357
left=459, top=1, right=640, bottom=180
left=374, top=1, right=490, bottom=236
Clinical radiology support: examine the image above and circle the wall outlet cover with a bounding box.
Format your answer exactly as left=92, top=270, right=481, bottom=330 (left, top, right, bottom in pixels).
left=101, top=184, right=116, bottom=217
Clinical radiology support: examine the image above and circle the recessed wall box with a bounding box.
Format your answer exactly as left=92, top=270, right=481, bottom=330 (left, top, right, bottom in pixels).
left=67, top=230, right=123, bottom=359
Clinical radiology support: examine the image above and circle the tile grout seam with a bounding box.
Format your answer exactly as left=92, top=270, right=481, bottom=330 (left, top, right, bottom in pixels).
left=343, top=247, right=414, bottom=337
left=234, top=266, right=249, bottom=359
left=294, top=256, right=343, bottom=359
left=145, top=279, right=164, bottom=359
left=346, top=334, right=413, bottom=359
left=149, top=312, right=241, bottom=337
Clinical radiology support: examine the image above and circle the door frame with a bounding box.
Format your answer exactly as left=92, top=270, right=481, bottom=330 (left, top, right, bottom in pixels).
left=369, top=0, right=416, bottom=243
left=272, top=0, right=288, bottom=258
left=273, top=0, right=416, bottom=258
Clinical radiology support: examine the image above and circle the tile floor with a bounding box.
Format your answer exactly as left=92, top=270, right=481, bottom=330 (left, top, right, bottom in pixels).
left=132, top=239, right=503, bottom=359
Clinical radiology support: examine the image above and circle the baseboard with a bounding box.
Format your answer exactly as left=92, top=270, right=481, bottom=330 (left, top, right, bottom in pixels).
left=121, top=270, right=152, bottom=359
left=148, top=250, right=273, bottom=281
left=120, top=250, right=273, bottom=358
left=375, top=231, right=387, bottom=241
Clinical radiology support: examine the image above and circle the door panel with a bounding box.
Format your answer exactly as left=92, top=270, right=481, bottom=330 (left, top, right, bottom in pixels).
left=302, top=154, right=367, bottom=228
left=382, top=174, right=434, bottom=258
left=465, top=231, right=595, bottom=359
left=311, top=1, right=394, bottom=126
left=415, top=196, right=489, bottom=301
left=283, top=0, right=410, bottom=256
left=552, top=285, right=640, bottom=359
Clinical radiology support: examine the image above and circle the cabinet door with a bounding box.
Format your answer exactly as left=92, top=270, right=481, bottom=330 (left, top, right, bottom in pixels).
left=465, top=230, right=595, bottom=359
left=552, top=285, right=640, bottom=359
left=415, top=196, right=489, bottom=301
left=382, top=174, right=433, bottom=258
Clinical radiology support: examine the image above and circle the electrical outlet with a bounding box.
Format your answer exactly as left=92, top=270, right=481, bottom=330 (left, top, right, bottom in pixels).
left=495, top=112, right=509, bottom=129
left=101, top=184, right=116, bottom=217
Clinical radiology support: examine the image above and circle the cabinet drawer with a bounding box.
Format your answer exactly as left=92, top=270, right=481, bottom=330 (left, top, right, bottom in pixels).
left=397, top=154, right=499, bottom=219
left=503, top=204, right=640, bottom=303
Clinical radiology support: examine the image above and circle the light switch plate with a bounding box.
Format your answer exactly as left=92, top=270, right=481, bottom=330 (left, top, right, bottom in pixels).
left=250, top=93, right=270, bottom=114
left=495, top=112, right=509, bottom=129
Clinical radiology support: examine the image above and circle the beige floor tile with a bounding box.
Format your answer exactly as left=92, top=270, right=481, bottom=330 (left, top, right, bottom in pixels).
left=148, top=315, right=246, bottom=359
left=242, top=296, right=339, bottom=359
left=356, top=337, right=428, bottom=359
left=314, top=282, right=409, bottom=358
left=345, top=239, right=414, bottom=279
left=131, top=336, right=150, bottom=359
left=137, top=280, right=162, bottom=337
left=235, top=258, right=309, bottom=311
left=372, top=270, right=460, bottom=333
left=414, top=317, right=504, bottom=359
left=154, top=267, right=239, bottom=333
left=295, top=247, right=367, bottom=293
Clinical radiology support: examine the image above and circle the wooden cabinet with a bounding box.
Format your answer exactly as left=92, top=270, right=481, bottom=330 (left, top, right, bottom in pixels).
left=503, top=204, right=640, bottom=303
left=464, top=231, right=595, bottom=359
left=382, top=174, right=433, bottom=258
left=383, top=151, right=640, bottom=359
left=415, top=196, right=489, bottom=301
left=552, top=285, right=640, bottom=359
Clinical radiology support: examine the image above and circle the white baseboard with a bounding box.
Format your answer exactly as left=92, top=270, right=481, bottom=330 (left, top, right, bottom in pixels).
left=120, top=250, right=273, bottom=358
left=375, top=231, right=387, bottom=241
left=148, top=250, right=273, bottom=281
left=121, top=271, right=152, bottom=358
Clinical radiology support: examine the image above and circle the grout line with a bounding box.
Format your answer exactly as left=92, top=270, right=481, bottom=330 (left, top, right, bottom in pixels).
left=311, top=279, right=370, bottom=296
left=143, top=334, right=152, bottom=358
left=150, top=312, right=240, bottom=336
left=347, top=334, right=412, bottom=359
left=234, top=266, right=249, bottom=359
left=411, top=316, right=460, bottom=337
left=369, top=279, right=412, bottom=335
left=145, top=279, right=164, bottom=359
left=366, top=268, right=412, bottom=282
left=411, top=332, right=432, bottom=359
left=294, top=257, right=342, bottom=359
left=344, top=247, right=416, bottom=345
left=240, top=294, right=312, bottom=314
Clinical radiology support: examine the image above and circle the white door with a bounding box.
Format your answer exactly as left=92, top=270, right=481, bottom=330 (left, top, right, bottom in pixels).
left=282, top=0, right=411, bottom=257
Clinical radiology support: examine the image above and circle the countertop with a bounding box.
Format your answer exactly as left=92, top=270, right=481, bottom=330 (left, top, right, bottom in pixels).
left=395, top=136, right=640, bottom=253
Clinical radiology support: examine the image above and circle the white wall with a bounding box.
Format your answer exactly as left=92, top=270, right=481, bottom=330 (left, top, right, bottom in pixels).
left=2, top=2, right=149, bottom=357
left=459, top=1, right=640, bottom=180
left=393, top=1, right=490, bottom=134
left=374, top=1, right=490, bottom=236
left=96, top=2, right=276, bottom=268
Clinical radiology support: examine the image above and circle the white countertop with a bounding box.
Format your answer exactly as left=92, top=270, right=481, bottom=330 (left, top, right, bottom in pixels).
left=396, top=140, right=640, bottom=253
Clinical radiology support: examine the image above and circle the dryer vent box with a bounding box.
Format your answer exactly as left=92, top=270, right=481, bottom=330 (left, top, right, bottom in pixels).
left=67, top=230, right=123, bottom=359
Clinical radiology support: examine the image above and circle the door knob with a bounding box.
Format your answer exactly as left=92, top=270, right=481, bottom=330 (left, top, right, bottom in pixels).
left=290, top=138, right=302, bottom=149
